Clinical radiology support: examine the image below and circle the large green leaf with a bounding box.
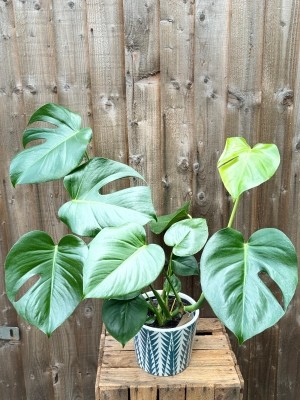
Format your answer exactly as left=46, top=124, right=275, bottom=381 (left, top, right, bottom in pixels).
left=164, top=218, right=208, bottom=257
left=150, top=202, right=190, bottom=234
left=10, top=103, right=92, bottom=186
left=5, top=231, right=88, bottom=335
left=83, top=223, right=165, bottom=298
left=102, top=296, right=148, bottom=346
left=217, top=137, right=280, bottom=200
left=58, top=157, right=156, bottom=236
left=200, top=227, right=298, bottom=343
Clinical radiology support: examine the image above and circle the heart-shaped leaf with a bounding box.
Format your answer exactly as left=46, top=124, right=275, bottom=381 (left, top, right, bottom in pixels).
left=200, top=227, right=298, bottom=343
left=150, top=202, right=190, bottom=234
left=58, top=157, right=156, bottom=236
left=171, top=255, right=199, bottom=276
left=10, top=103, right=92, bottom=186
left=164, top=218, right=208, bottom=257
left=218, top=137, right=280, bottom=200
left=5, top=231, right=88, bottom=335
left=102, top=296, right=148, bottom=346
left=83, top=223, right=165, bottom=298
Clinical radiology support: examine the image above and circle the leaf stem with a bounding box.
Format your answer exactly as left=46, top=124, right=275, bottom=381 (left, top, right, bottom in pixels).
left=184, top=293, right=205, bottom=313
left=227, top=195, right=241, bottom=228
left=85, top=151, right=90, bottom=161
left=149, top=285, right=172, bottom=322
left=164, top=274, right=184, bottom=310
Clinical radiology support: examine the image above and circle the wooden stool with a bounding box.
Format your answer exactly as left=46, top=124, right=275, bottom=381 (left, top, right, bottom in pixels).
left=95, top=318, right=244, bottom=400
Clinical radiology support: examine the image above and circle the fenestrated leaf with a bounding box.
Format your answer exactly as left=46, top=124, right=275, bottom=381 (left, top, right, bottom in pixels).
left=10, top=103, right=92, bottom=186
left=200, top=227, right=298, bottom=343
left=150, top=202, right=190, bottom=234
left=58, top=157, right=156, bottom=236
left=5, top=231, right=88, bottom=335
left=164, top=218, right=208, bottom=257
left=102, top=296, right=148, bottom=346
left=217, top=137, right=280, bottom=200
left=171, top=255, right=199, bottom=276
left=83, top=223, right=165, bottom=298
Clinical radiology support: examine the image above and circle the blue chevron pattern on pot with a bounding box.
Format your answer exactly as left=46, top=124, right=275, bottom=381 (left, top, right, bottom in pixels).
left=134, top=292, right=199, bottom=376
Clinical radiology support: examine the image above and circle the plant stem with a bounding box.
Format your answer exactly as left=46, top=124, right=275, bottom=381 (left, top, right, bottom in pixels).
left=227, top=195, right=241, bottom=228
left=85, top=151, right=90, bottom=161
left=164, top=274, right=184, bottom=310
left=149, top=285, right=172, bottom=322
left=184, top=293, right=205, bottom=313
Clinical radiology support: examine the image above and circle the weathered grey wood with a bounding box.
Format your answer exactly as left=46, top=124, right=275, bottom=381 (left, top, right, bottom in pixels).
left=0, top=1, right=300, bottom=399
left=225, top=0, right=265, bottom=238
left=11, top=1, right=57, bottom=399
left=160, top=0, right=196, bottom=214
left=194, top=0, right=231, bottom=232
left=86, top=0, right=127, bottom=162
left=0, top=1, right=37, bottom=399
left=123, top=0, right=163, bottom=218
left=51, top=2, right=100, bottom=399
left=273, top=2, right=300, bottom=400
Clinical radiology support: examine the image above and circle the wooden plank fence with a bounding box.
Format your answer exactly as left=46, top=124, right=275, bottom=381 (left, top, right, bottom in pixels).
left=1, top=1, right=300, bottom=399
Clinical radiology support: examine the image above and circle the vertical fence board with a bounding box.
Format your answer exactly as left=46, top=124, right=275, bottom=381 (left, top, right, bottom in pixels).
left=160, top=0, right=195, bottom=213
left=276, top=2, right=300, bottom=400
left=51, top=2, right=100, bottom=399
left=86, top=0, right=127, bottom=162
left=225, top=0, right=265, bottom=238
left=123, top=0, right=163, bottom=215
left=223, top=2, right=268, bottom=399
left=194, top=0, right=230, bottom=232
left=250, top=1, right=300, bottom=400
left=52, top=0, right=92, bottom=124
left=0, top=1, right=27, bottom=398
left=12, top=1, right=57, bottom=399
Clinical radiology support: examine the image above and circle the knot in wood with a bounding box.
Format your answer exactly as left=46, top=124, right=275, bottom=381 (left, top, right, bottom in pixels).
left=199, top=12, right=205, bottom=22
left=130, top=154, right=144, bottom=166
left=177, top=157, right=189, bottom=172
left=13, top=86, right=22, bottom=95
left=26, top=84, right=37, bottom=95
left=185, top=80, right=193, bottom=90
left=276, top=88, right=294, bottom=107
left=197, top=191, right=205, bottom=201
left=171, top=80, right=180, bottom=90
left=193, top=163, right=200, bottom=172
left=227, top=90, right=245, bottom=109
left=162, top=176, right=170, bottom=189
left=34, top=1, right=41, bottom=10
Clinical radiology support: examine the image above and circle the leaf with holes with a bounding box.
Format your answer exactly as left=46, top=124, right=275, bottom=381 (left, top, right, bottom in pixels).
left=217, top=137, right=280, bottom=200
left=10, top=103, right=92, bottom=186
left=200, top=227, right=298, bottom=343
left=84, top=223, right=165, bottom=298
left=58, top=157, right=156, bottom=236
left=5, top=231, right=88, bottom=335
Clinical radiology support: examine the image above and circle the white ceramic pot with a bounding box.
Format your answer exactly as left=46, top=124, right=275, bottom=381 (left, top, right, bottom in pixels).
left=134, top=291, right=199, bottom=376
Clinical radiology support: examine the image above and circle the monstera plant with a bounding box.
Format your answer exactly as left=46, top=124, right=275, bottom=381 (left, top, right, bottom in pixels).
left=4, top=104, right=298, bottom=374
left=4, top=103, right=208, bottom=348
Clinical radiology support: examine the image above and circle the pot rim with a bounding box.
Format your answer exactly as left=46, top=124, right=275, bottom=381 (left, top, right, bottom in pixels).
left=141, top=290, right=200, bottom=333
